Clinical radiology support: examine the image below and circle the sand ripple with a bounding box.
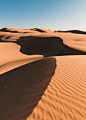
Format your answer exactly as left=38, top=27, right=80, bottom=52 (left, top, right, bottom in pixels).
left=28, top=56, right=86, bottom=120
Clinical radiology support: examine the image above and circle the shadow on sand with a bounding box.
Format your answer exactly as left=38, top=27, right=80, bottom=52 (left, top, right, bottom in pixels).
left=0, top=57, right=56, bottom=120
left=15, top=36, right=86, bottom=57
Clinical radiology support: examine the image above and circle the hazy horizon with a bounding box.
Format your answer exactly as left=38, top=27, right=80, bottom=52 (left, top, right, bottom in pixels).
left=0, top=0, right=86, bottom=31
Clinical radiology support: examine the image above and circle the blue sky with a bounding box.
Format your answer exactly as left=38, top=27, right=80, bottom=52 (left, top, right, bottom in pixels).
left=0, top=0, right=86, bottom=31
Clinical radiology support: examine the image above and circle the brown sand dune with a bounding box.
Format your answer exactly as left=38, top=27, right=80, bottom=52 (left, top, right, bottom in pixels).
left=27, top=55, right=86, bottom=120
left=0, top=57, right=43, bottom=75
left=0, top=42, right=31, bottom=66
left=30, top=28, right=54, bottom=33
left=0, top=28, right=40, bottom=33
left=0, top=42, right=43, bottom=74
left=54, top=32, right=86, bottom=52
left=0, top=27, right=86, bottom=120
left=0, top=57, right=56, bottom=120
left=0, top=56, right=86, bottom=120
left=0, top=32, right=41, bottom=42
left=28, top=55, right=86, bottom=120
left=0, top=32, right=21, bottom=42
left=1, top=32, right=86, bottom=74
left=1, top=29, right=86, bottom=72
left=56, top=30, right=86, bottom=35
left=1, top=30, right=86, bottom=73
left=0, top=28, right=23, bottom=33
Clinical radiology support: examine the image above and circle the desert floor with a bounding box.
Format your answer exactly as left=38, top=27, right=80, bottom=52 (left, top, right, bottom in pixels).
left=0, top=28, right=86, bottom=120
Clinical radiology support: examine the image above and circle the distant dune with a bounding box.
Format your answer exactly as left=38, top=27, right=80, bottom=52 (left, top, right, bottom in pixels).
left=56, top=29, right=86, bottom=35
left=0, top=28, right=40, bottom=33
left=0, top=27, right=86, bottom=120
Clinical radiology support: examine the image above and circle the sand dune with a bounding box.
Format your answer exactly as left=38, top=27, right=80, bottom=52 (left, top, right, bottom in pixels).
left=57, top=30, right=86, bottom=35
left=0, top=57, right=56, bottom=120
left=0, top=27, right=86, bottom=120
left=0, top=27, right=54, bottom=33
left=0, top=57, right=43, bottom=75
left=28, top=55, right=86, bottom=120
left=0, top=28, right=40, bottom=33
left=30, top=28, right=54, bottom=33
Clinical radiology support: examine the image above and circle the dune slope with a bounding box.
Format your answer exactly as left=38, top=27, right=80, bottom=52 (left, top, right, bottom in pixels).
left=0, top=57, right=56, bottom=120
left=27, top=56, right=86, bottom=120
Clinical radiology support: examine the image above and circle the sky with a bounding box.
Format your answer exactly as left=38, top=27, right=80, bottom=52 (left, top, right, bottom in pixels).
left=0, top=0, right=86, bottom=31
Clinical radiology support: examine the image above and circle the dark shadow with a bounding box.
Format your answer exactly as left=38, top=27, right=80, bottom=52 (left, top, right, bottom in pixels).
left=15, top=36, right=86, bottom=57
left=0, top=57, right=56, bottom=120
left=0, top=36, right=3, bottom=41
left=59, top=44, right=86, bottom=55
left=5, top=36, right=11, bottom=39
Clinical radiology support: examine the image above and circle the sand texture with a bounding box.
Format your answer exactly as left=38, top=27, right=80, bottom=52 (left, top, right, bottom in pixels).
left=0, top=28, right=86, bottom=120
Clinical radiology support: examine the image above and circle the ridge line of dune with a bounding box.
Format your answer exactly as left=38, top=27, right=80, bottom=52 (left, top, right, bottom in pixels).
left=0, top=56, right=43, bottom=75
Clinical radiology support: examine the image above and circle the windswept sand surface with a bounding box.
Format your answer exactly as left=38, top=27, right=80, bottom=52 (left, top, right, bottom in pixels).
left=0, top=28, right=86, bottom=120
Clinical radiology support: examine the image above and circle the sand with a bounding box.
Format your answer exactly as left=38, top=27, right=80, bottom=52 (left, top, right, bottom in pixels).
left=0, top=27, right=86, bottom=120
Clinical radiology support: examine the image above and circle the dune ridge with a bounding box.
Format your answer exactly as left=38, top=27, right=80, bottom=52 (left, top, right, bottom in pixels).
left=0, top=56, right=43, bottom=75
